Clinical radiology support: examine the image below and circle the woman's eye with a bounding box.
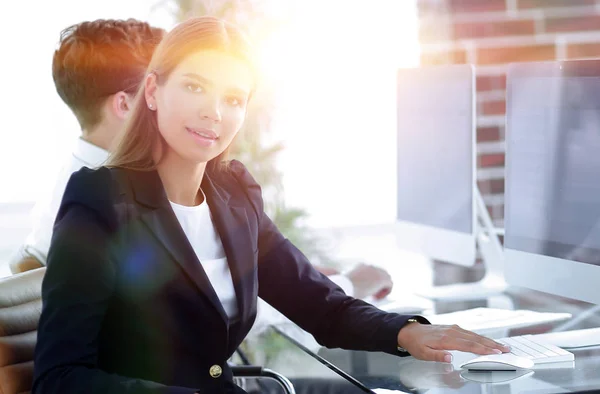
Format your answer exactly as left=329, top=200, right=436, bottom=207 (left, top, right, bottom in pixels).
left=227, top=96, right=245, bottom=107
left=186, top=83, right=203, bottom=93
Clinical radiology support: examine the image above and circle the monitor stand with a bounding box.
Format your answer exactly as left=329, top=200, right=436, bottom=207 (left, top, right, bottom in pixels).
left=416, top=188, right=508, bottom=301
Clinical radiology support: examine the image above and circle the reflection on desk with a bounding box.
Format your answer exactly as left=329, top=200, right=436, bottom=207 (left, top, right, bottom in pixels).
left=460, top=370, right=534, bottom=384
left=253, top=287, right=600, bottom=393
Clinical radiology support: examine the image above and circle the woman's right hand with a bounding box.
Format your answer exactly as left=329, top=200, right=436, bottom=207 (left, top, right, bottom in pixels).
left=397, top=322, right=511, bottom=362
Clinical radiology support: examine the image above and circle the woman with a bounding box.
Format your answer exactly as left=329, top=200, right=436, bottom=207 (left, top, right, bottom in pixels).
left=33, top=16, right=509, bottom=394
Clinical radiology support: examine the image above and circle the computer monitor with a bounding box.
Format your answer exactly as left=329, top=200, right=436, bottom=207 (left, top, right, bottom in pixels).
left=395, top=64, right=476, bottom=266
left=505, top=59, right=600, bottom=347
left=317, top=65, right=504, bottom=302
left=396, top=65, right=506, bottom=300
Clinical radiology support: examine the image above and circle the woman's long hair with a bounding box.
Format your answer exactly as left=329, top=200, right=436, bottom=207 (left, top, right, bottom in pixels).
left=107, top=16, right=256, bottom=173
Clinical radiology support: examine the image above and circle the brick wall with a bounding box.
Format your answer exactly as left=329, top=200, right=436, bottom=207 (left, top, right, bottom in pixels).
left=417, top=0, right=600, bottom=227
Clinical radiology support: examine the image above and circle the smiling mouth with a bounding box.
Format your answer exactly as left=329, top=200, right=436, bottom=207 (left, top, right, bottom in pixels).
left=186, top=127, right=218, bottom=140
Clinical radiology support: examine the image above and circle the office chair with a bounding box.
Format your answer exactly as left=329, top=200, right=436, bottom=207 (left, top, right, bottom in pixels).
left=0, top=268, right=294, bottom=394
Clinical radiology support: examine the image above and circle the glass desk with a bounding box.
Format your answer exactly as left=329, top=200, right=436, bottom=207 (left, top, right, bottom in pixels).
left=241, top=287, right=600, bottom=394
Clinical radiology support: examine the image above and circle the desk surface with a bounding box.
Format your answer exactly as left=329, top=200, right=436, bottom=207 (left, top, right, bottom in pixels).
left=247, top=287, right=600, bottom=394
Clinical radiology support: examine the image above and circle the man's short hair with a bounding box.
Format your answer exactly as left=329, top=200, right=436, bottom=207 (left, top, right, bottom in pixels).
left=52, top=19, right=165, bottom=131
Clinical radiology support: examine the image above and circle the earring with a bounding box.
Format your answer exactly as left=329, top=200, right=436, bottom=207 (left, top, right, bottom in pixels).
left=148, top=104, right=153, bottom=110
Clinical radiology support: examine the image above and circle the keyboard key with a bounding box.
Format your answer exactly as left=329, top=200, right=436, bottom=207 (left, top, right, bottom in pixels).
left=513, top=336, right=560, bottom=357
left=501, top=338, right=536, bottom=357
left=523, top=335, right=572, bottom=356
left=496, top=335, right=574, bottom=364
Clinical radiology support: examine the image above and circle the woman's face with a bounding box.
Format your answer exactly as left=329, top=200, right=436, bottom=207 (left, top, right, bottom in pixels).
left=146, top=50, right=253, bottom=164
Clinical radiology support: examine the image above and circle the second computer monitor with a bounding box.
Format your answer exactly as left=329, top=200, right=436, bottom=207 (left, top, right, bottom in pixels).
left=505, top=59, right=600, bottom=305
left=396, top=64, right=476, bottom=266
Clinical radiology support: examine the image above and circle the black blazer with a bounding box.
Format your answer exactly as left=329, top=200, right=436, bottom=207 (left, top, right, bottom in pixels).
left=33, top=160, right=416, bottom=394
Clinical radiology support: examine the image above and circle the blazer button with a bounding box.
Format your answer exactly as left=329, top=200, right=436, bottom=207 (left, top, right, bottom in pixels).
left=209, top=365, right=222, bottom=378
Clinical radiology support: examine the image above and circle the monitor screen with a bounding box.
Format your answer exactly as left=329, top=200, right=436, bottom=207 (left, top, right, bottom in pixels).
left=505, top=62, right=600, bottom=268
left=396, top=65, right=474, bottom=235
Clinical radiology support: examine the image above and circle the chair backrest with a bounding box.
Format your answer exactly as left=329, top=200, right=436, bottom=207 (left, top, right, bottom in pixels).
left=0, top=268, right=295, bottom=394
left=0, top=268, right=45, bottom=394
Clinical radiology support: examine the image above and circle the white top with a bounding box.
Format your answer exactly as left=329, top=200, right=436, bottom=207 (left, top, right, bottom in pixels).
left=17, top=138, right=109, bottom=264
left=170, top=195, right=239, bottom=319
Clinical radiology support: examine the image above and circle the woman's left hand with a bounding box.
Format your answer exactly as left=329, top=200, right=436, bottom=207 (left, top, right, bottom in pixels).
left=397, top=323, right=511, bottom=363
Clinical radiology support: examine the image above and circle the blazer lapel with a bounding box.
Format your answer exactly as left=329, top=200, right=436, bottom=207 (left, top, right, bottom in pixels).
left=202, top=173, right=256, bottom=328
left=127, top=169, right=229, bottom=324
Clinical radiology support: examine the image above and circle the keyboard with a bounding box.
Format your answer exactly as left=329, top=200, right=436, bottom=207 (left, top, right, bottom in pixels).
left=369, top=293, right=434, bottom=314
left=496, top=335, right=574, bottom=364
left=426, top=307, right=572, bottom=332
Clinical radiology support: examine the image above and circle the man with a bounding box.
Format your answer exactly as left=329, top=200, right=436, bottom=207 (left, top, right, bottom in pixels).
left=9, top=17, right=393, bottom=303
left=9, top=18, right=165, bottom=273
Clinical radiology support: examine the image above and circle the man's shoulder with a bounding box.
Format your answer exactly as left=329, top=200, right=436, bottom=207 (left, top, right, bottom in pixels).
left=18, top=148, right=112, bottom=265
left=35, top=149, right=103, bottom=210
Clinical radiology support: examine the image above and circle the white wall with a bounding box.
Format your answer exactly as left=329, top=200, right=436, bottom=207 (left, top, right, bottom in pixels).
left=0, top=0, right=175, bottom=203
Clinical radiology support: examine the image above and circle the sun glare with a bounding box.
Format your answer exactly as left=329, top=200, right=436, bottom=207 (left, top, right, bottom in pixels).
left=255, top=0, right=421, bottom=228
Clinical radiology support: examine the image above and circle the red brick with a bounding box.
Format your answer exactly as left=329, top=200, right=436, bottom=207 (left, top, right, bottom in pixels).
left=486, top=204, right=505, bottom=221
left=481, top=100, right=506, bottom=116
left=566, top=43, right=600, bottom=59
left=545, top=15, right=600, bottom=33
left=477, top=126, right=501, bottom=142
left=477, top=44, right=555, bottom=65
left=421, top=48, right=468, bottom=65
left=489, top=179, right=505, bottom=194
left=518, top=0, right=594, bottom=9
left=447, top=0, right=507, bottom=13
left=477, top=180, right=487, bottom=191
left=454, top=20, right=535, bottom=40
left=476, top=179, right=505, bottom=194
left=476, top=74, right=507, bottom=91
left=479, top=153, right=506, bottom=168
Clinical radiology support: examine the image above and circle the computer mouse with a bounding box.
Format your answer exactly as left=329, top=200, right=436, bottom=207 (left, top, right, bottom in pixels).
left=460, top=354, right=534, bottom=371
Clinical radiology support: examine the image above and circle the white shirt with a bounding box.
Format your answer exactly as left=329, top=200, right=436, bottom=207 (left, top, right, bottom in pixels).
left=170, top=196, right=352, bottom=325
left=17, top=138, right=109, bottom=264
left=170, top=196, right=238, bottom=319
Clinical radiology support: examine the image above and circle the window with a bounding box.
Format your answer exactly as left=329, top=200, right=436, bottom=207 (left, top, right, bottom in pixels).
left=259, top=0, right=420, bottom=228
